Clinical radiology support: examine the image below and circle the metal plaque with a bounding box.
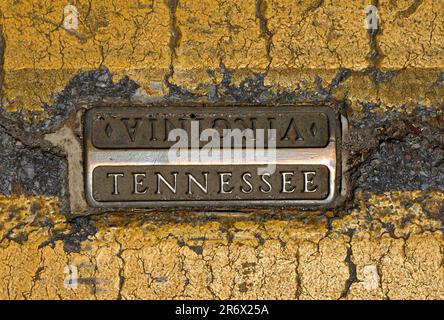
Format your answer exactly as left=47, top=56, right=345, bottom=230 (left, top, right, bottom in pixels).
left=84, top=106, right=342, bottom=209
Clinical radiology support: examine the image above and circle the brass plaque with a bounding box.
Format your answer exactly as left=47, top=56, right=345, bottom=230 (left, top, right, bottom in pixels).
left=91, top=108, right=330, bottom=148
left=84, top=106, right=341, bottom=209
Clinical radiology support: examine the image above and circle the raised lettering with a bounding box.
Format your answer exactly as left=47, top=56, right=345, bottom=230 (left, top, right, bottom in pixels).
left=121, top=118, right=142, bottom=142
left=219, top=172, right=234, bottom=194
left=281, top=171, right=296, bottom=193
left=107, top=173, right=124, bottom=195
left=156, top=172, right=177, bottom=194
left=260, top=173, right=272, bottom=193
left=241, top=172, right=253, bottom=193
left=133, top=173, right=148, bottom=194
left=303, top=171, right=318, bottom=193
left=282, top=118, right=303, bottom=142
left=187, top=173, right=209, bottom=194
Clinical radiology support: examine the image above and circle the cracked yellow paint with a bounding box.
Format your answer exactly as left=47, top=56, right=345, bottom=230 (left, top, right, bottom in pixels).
left=0, top=0, right=444, bottom=300
left=2, top=0, right=444, bottom=113
left=0, top=192, right=443, bottom=299
left=378, top=0, right=444, bottom=69
left=332, top=68, right=444, bottom=111
left=170, top=0, right=269, bottom=90
left=267, top=0, right=369, bottom=70
left=0, top=0, right=170, bottom=111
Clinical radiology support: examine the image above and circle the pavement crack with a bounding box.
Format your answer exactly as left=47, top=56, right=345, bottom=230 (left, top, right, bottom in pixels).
left=0, top=24, right=5, bottom=107
left=295, top=246, right=302, bottom=299
left=164, top=0, right=182, bottom=87
left=26, top=13, right=89, bottom=43
left=0, top=118, right=45, bottom=149
left=367, top=0, right=381, bottom=69
left=339, top=233, right=357, bottom=299
left=361, top=1, right=399, bottom=84
left=255, top=0, right=273, bottom=70
left=115, top=239, right=126, bottom=300
left=28, top=251, right=45, bottom=299
left=395, top=0, right=424, bottom=19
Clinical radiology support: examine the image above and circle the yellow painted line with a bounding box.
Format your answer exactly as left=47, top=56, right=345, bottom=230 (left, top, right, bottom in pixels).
left=0, top=191, right=443, bottom=299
